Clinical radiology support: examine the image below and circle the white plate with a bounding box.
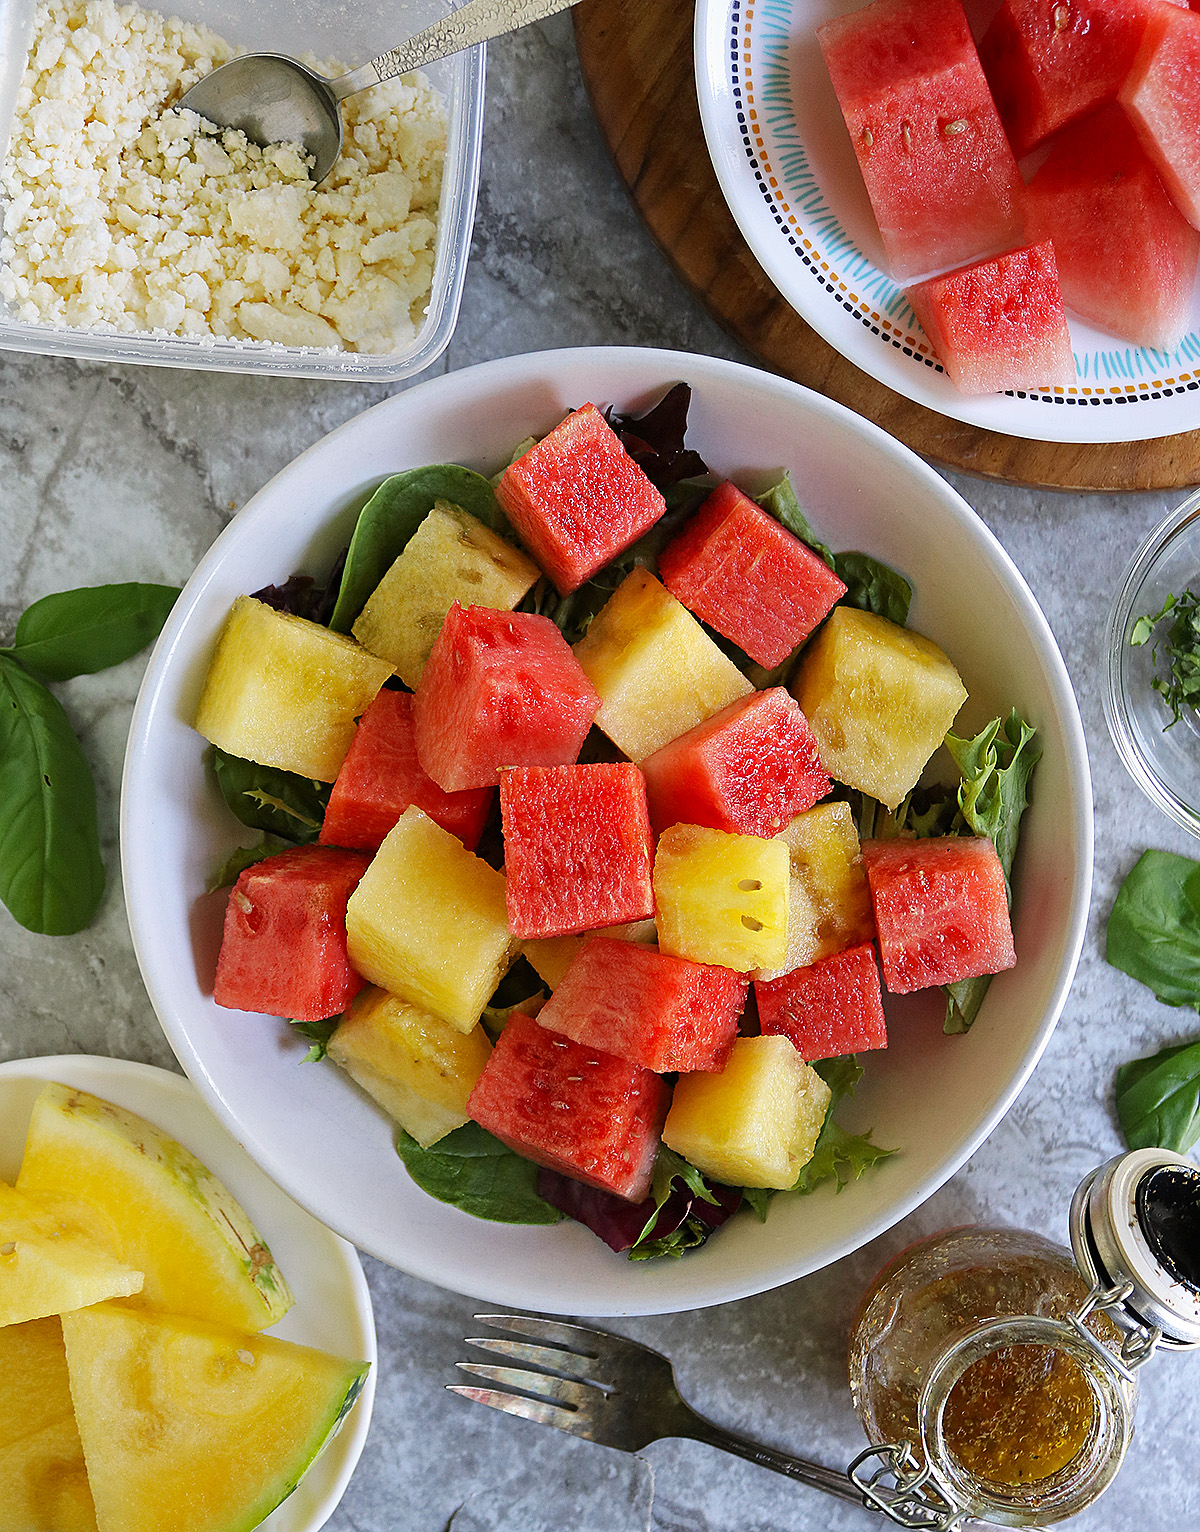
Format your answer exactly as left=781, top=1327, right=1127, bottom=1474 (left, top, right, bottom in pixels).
left=0, top=1054, right=376, bottom=1532
left=694, top=0, right=1200, bottom=444
left=121, top=345, right=1092, bottom=1316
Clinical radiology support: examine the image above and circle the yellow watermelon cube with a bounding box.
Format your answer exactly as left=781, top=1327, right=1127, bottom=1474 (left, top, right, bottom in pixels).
left=757, top=801, right=875, bottom=981
left=653, top=823, right=789, bottom=972
left=662, top=1035, right=831, bottom=1188
left=351, top=503, right=539, bottom=687
left=573, top=567, right=752, bottom=760
left=791, top=606, right=967, bottom=811
left=193, top=595, right=393, bottom=782
left=329, top=985, right=492, bottom=1146
left=345, top=806, right=515, bottom=1031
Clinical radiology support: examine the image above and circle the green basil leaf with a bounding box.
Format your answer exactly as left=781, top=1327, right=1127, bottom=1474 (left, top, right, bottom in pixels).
left=0, top=655, right=105, bottom=934
left=754, top=474, right=835, bottom=567
left=1131, top=588, right=1200, bottom=728
left=1107, top=849, right=1200, bottom=1010
left=3, top=583, right=180, bottom=682
left=210, top=748, right=330, bottom=843
left=1115, top=1038, right=1200, bottom=1153
left=328, top=467, right=512, bottom=633
left=291, top=1015, right=341, bottom=1064
left=833, top=552, right=913, bottom=628
left=394, top=1124, right=562, bottom=1224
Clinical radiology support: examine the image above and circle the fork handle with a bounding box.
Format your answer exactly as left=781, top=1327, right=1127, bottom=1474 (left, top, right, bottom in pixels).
left=676, top=1408, right=869, bottom=1507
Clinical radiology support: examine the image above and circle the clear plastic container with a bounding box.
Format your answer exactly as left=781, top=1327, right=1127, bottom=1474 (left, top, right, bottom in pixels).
left=0, top=0, right=484, bottom=380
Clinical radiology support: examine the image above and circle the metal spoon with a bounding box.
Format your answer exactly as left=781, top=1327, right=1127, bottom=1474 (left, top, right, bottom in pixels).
left=178, top=0, right=578, bottom=184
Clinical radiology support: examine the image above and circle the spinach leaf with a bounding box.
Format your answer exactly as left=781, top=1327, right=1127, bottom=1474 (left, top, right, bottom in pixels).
left=394, top=1122, right=562, bottom=1225
left=206, top=834, right=291, bottom=891
left=0, top=655, right=105, bottom=934
left=754, top=474, right=835, bottom=567
left=291, top=1016, right=341, bottom=1064
left=328, top=466, right=511, bottom=633
left=833, top=552, right=912, bottom=628
left=1107, top=849, right=1200, bottom=1010
left=941, top=711, right=1041, bottom=1034
left=210, top=747, right=330, bottom=843
left=2, top=582, right=180, bottom=682
left=1129, top=588, right=1200, bottom=728
left=1115, top=1038, right=1200, bottom=1153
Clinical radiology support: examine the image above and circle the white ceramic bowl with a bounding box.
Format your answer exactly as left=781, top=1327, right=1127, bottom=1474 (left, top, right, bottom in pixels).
left=0, top=1054, right=376, bottom=1532
left=694, top=0, right=1200, bottom=444
left=122, top=346, right=1092, bottom=1316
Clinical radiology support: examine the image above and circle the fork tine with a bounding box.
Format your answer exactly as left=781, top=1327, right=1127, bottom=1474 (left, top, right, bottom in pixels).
left=463, top=1336, right=607, bottom=1381
left=472, top=1312, right=607, bottom=1355
left=447, top=1383, right=582, bottom=1432
left=454, top=1361, right=601, bottom=1408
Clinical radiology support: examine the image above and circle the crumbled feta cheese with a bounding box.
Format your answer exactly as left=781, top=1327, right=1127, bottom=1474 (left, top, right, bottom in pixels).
left=0, top=0, right=448, bottom=353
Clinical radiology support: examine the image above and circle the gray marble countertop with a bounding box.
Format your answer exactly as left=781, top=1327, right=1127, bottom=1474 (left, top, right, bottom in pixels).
left=2, top=15, right=1199, bottom=1532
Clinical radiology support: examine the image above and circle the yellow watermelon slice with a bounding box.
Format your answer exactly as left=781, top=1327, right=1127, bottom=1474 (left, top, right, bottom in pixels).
left=0, top=1178, right=142, bottom=1327
left=16, top=1083, right=292, bottom=1332
left=0, top=1316, right=96, bottom=1532
left=61, top=1304, right=369, bottom=1532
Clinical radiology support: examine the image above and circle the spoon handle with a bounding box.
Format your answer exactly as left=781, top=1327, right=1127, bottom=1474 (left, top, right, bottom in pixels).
left=331, top=0, right=579, bottom=99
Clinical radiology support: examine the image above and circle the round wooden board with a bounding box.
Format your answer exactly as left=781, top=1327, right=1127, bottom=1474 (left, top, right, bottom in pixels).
left=572, top=0, right=1200, bottom=492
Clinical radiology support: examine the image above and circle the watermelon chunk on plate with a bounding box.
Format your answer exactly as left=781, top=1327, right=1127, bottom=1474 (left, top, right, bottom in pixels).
left=467, top=1010, right=669, bottom=1202
left=500, top=763, right=655, bottom=937
left=495, top=403, right=666, bottom=593
left=536, top=936, right=748, bottom=1072
left=862, top=837, right=1016, bottom=995
left=1025, top=102, right=1200, bottom=348
left=756, top=942, right=887, bottom=1060
left=817, top=0, right=1024, bottom=280
left=412, top=603, right=600, bottom=792
left=319, top=689, right=492, bottom=853
left=1121, top=4, right=1200, bottom=229
left=906, top=243, right=1076, bottom=395
left=981, top=0, right=1171, bottom=157
left=640, top=687, right=831, bottom=838
left=213, top=846, right=370, bottom=1022
left=657, top=481, right=846, bottom=667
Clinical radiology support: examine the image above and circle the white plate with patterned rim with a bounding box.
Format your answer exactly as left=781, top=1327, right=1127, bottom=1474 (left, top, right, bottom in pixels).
left=0, top=1055, right=377, bottom=1532
left=694, top=0, right=1200, bottom=444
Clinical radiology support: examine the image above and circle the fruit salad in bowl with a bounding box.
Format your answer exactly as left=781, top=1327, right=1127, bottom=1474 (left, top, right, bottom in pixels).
left=122, top=347, right=1091, bottom=1315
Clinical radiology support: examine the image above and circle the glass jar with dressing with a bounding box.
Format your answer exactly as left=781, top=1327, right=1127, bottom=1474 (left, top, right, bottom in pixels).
left=845, top=1149, right=1200, bottom=1528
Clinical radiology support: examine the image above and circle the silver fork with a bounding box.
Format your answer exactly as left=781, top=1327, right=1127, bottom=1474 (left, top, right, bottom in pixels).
left=448, top=1312, right=875, bottom=1513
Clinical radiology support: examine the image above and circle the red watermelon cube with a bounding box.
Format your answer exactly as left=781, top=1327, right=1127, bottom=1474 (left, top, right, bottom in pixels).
left=213, top=845, right=370, bottom=1022
left=862, top=837, right=1016, bottom=995
left=537, top=936, right=748, bottom=1073
left=1025, top=103, right=1199, bottom=349
left=495, top=404, right=667, bottom=593
left=817, top=0, right=1025, bottom=279
left=412, top=603, right=600, bottom=793
left=319, top=689, right=492, bottom=853
left=640, top=688, right=831, bottom=838
left=756, top=942, right=887, bottom=1060
left=467, top=1010, right=669, bottom=1201
left=981, top=0, right=1172, bottom=157
left=906, top=243, right=1076, bottom=395
left=500, top=763, right=655, bottom=938
left=1121, top=5, right=1200, bottom=229
left=658, top=481, right=847, bottom=667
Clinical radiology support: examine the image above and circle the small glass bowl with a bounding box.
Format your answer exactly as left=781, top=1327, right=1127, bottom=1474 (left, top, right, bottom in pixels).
left=1105, top=490, right=1200, bottom=838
